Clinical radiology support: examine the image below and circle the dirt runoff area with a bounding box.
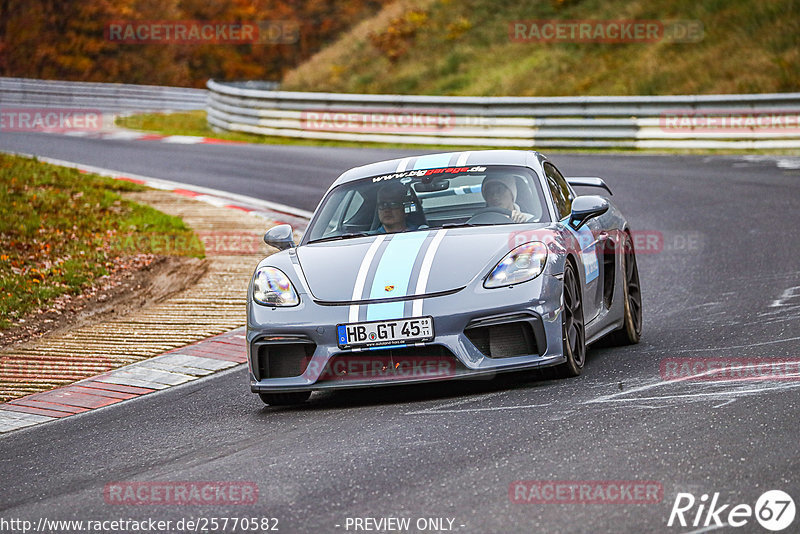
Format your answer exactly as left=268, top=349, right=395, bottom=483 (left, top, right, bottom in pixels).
left=0, top=254, right=207, bottom=351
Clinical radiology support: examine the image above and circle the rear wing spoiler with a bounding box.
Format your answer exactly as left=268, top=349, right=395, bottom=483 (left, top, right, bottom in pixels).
left=566, top=176, right=613, bottom=195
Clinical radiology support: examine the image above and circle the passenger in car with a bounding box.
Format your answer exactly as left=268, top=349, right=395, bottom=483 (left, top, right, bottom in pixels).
left=375, top=182, right=419, bottom=233
left=482, top=175, right=535, bottom=223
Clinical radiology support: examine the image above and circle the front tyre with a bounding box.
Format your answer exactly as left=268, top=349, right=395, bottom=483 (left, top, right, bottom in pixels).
left=554, top=261, right=586, bottom=378
left=259, top=391, right=311, bottom=406
left=606, top=233, right=642, bottom=346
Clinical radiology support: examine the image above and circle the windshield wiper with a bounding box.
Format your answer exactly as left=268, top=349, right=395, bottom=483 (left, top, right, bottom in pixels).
left=440, top=222, right=491, bottom=229
left=308, top=232, right=372, bottom=244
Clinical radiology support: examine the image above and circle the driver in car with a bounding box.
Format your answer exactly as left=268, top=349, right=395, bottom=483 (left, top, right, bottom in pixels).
left=375, top=182, right=419, bottom=234
left=481, top=175, right=535, bottom=223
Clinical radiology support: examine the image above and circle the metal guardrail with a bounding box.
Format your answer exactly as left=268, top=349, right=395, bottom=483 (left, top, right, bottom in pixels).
left=0, top=77, right=207, bottom=113
left=207, top=79, right=800, bottom=149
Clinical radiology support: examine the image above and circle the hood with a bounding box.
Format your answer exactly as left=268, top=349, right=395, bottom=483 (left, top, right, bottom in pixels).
left=296, top=226, right=550, bottom=302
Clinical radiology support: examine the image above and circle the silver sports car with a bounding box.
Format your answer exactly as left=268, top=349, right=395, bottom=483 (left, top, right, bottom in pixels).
left=247, top=150, right=641, bottom=405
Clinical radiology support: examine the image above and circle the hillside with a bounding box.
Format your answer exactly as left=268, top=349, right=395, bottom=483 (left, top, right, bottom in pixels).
left=0, top=0, right=390, bottom=87
left=282, top=0, right=799, bottom=96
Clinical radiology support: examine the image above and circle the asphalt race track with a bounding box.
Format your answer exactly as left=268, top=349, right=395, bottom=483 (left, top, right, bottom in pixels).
left=1, top=132, right=799, bottom=533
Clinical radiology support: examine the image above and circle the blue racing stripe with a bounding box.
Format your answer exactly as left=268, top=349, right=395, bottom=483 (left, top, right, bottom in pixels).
left=366, top=232, right=429, bottom=320
left=412, top=153, right=453, bottom=170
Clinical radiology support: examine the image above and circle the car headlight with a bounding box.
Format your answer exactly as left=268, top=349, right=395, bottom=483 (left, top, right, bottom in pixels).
left=484, top=241, right=548, bottom=288
left=253, top=267, right=299, bottom=306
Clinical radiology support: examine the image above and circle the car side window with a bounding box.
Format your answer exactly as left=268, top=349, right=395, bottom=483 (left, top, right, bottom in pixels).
left=318, top=190, right=349, bottom=236
left=544, top=163, right=574, bottom=220
left=342, top=190, right=365, bottom=223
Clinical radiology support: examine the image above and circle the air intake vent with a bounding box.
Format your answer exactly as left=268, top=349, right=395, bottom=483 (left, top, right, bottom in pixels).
left=255, top=340, right=315, bottom=380
left=465, top=319, right=541, bottom=358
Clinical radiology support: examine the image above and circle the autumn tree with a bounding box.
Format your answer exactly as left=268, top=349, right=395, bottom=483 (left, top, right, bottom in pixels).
left=0, top=0, right=389, bottom=86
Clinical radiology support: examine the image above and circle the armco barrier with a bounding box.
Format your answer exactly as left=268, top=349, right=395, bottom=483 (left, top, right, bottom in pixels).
left=206, top=79, right=800, bottom=149
left=0, top=77, right=207, bottom=113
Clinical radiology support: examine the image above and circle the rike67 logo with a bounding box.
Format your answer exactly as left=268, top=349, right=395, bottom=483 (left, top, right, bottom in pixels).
left=668, top=490, right=795, bottom=531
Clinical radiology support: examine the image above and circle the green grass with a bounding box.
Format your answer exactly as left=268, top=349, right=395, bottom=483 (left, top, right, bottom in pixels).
left=117, top=111, right=800, bottom=155
left=116, top=111, right=544, bottom=150
left=0, top=154, right=203, bottom=330
left=119, top=111, right=538, bottom=151
left=117, top=111, right=254, bottom=142
left=281, top=0, right=799, bottom=96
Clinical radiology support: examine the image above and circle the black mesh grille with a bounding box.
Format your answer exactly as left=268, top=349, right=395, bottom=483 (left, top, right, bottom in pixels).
left=256, top=342, right=315, bottom=379
left=465, top=320, right=539, bottom=358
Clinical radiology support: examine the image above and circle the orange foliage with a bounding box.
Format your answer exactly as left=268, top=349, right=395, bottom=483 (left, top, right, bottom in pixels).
left=368, top=10, right=428, bottom=63
left=0, top=0, right=389, bottom=87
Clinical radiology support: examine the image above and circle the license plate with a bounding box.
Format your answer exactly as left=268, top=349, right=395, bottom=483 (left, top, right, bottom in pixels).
left=337, top=317, right=434, bottom=349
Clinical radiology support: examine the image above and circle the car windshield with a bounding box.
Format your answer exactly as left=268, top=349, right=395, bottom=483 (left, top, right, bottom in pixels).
left=305, top=165, right=549, bottom=243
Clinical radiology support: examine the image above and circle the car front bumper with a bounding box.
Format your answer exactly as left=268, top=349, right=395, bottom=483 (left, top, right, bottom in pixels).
left=247, top=274, right=566, bottom=393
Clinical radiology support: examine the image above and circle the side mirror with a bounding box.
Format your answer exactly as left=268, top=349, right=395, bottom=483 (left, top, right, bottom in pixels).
left=568, top=195, right=609, bottom=230
left=264, top=224, right=295, bottom=250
